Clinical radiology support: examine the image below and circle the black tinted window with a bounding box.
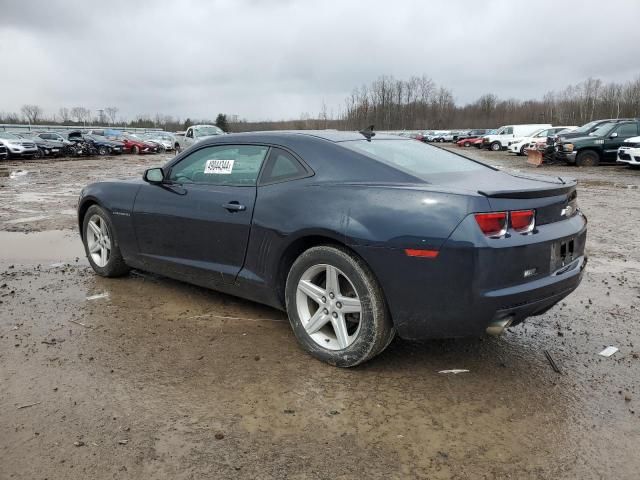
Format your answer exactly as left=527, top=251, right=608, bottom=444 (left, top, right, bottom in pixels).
left=260, top=148, right=307, bottom=184
left=169, top=145, right=269, bottom=186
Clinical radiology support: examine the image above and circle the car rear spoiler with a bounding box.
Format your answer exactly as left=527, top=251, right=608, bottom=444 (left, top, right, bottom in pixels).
left=478, top=176, right=577, bottom=199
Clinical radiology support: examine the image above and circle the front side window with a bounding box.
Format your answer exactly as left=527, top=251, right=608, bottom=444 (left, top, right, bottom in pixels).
left=615, top=123, right=638, bottom=138
left=168, top=144, right=269, bottom=186
left=503, top=127, right=514, bottom=135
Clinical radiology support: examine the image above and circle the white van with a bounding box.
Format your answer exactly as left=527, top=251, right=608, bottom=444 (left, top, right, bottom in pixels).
left=482, top=124, right=551, bottom=151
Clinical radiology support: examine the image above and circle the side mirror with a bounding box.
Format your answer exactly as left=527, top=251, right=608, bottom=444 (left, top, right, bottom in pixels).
left=610, top=132, right=618, bottom=138
left=143, top=167, right=164, bottom=184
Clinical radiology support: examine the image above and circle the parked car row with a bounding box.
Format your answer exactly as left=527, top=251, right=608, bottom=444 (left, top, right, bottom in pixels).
left=494, top=118, right=640, bottom=167
left=0, top=123, right=229, bottom=161
left=461, top=118, right=640, bottom=168
left=0, top=129, right=180, bottom=160
left=397, top=118, right=640, bottom=168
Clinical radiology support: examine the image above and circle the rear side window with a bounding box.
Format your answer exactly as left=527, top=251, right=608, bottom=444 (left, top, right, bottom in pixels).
left=168, top=145, right=269, bottom=186
left=342, top=139, right=487, bottom=177
left=260, top=148, right=308, bottom=184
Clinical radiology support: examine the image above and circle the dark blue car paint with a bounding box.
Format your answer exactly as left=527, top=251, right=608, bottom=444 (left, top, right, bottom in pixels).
left=78, top=131, right=587, bottom=339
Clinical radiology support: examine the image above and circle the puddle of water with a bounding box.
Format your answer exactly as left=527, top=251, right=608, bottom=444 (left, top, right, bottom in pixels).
left=0, top=230, right=84, bottom=263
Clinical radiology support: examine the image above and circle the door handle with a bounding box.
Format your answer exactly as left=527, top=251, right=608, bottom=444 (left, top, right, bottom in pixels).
left=222, top=202, right=246, bottom=212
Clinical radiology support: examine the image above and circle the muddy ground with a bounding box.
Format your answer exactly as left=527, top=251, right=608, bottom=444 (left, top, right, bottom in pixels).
left=0, top=147, right=639, bottom=479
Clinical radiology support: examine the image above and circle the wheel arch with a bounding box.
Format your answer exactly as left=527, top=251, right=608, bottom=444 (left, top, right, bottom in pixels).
left=576, top=147, right=602, bottom=158
left=77, top=197, right=103, bottom=239
left=275, top=234, right=384, bottom=312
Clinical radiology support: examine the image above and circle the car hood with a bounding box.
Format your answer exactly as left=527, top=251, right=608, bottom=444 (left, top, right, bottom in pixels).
left=194, top=134, right=222, bottom=141
left=624, top=136, right=640, bottom=144
left=557, top=130, right=593, bottom=140
left=559, top=134, right=599, bottom=144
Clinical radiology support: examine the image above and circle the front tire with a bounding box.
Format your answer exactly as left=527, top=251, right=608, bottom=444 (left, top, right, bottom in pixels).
left=490, top=142, right=501, bottom=151
left=82, top=205, right=130, bottom=277
left=576, top=150, right=600, bottom=167
left=98, top=146, right=108, bottom=156
left=285, top=245, right=394, bottom=367
left=464, top=141, right=471, bottom=147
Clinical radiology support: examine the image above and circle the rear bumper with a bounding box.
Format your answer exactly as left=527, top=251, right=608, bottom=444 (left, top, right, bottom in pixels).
left=355, top=213, right=587, bottom=340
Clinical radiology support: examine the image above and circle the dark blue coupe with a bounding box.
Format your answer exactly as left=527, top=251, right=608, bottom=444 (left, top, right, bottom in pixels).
left=78, top=131, right=587, bottom=366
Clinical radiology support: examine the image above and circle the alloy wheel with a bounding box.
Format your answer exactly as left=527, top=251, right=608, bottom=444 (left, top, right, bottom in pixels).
left=296, top=264, right=362, bottom=350
left=86, top=214, right=111, bottom=267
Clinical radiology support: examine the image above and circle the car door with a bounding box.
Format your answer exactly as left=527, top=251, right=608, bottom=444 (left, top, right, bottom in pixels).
left=184, top=127, right=194, bottom=147
left=603, top=123, right=639, bottom=161
left=500, top=126, right=513, bottom=146
left=132, top=144, right=270, bottom=285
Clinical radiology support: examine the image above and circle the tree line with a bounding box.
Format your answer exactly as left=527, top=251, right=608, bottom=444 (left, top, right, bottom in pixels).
left=2, top=75, right=639, bottom=132
left=341, top=75, right=640, bottom=130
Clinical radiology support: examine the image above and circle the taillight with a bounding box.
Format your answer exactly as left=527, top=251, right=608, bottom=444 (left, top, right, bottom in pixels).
left=510, top=209, right=535, bottom=233
left=474, top=212, right=508, bottom=238
left=475, top=210, right=536, bottom=238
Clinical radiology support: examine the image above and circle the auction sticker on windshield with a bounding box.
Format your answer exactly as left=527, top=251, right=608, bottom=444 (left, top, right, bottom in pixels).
left=204, top=159, right=234, bottom=174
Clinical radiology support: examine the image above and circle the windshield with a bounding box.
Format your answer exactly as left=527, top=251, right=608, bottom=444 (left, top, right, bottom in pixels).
left=589, top=123, right=615, bottom=137
left=573, top=120, right=601, bottom=134
left=194, top=126, right=223, bottom=136
left=342, top=139, right=488, bottom=177
left=0, top=132, right=20, bottom=140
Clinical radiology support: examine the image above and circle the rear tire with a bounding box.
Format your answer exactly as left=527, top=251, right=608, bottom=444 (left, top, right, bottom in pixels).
left=82, top=205, right=130, bottom=277
left=285, top=245, right=394, bottom=367
left=576, top=150, right=600, bottom=167
left=520, top=145, right=527, bottom=156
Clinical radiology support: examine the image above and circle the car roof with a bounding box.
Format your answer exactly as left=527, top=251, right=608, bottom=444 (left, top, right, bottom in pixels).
left=217, top=130, right=405, bottom=143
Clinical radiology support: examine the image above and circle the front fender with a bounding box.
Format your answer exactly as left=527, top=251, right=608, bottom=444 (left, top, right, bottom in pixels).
left=77, top=181, right=142, bottom=260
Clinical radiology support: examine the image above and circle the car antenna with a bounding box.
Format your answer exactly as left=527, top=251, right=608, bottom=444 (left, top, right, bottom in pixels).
left=359, top=125, right=375, bottom=141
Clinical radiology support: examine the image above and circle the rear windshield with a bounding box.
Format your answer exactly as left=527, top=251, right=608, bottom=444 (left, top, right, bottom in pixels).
left=341, top=139, right=488, bottom=176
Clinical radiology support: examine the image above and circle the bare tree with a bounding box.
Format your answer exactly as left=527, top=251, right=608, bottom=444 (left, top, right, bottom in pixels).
left=104, top=107, right=119, bottom=125
left=58, top=107, right=71, bottom=123
left=70, top=107, right=91, bottom=124
left=21, top=104, right=43, bottom=124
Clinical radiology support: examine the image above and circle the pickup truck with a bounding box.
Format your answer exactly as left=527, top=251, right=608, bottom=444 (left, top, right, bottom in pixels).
left=174, top=124, right=225, bottom=152
left=556, top=120, right=640, bottom=166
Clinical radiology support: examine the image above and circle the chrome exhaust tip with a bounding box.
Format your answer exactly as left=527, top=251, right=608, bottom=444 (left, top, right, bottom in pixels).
left=486, top=317, right=513, bottom=336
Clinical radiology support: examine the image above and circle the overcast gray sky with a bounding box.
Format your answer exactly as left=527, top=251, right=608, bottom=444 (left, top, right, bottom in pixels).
left=1, top=0, right=639, bottom=122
